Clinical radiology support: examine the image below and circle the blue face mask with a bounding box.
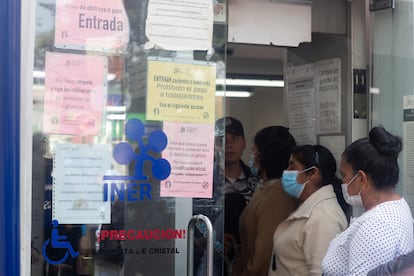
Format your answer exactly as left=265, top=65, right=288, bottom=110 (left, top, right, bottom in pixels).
left=248, top=156, right=258, bottom=177
left=281, top=166, right=315, bottom=198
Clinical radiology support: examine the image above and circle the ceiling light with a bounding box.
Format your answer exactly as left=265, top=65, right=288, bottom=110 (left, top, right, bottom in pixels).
left=370, top=87, right=380, bottom=94
left=107, top=73, right=117, bottom=81
left=106, top=106, right=127, bottom=112
left=33, top=71, right=45, bottom=78
left=33, top=71, right=117, bottom=81
left=216, top=74, right=284, bottom=87
left=225, top=79, right=284, bottom=87
left=215, top=91, right=253, bottom=98
left=106, top=114, right=127, bottom=120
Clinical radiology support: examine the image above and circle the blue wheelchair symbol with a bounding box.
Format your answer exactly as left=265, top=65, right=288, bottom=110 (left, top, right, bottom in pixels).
left=42, top=220, right=80, bottom=264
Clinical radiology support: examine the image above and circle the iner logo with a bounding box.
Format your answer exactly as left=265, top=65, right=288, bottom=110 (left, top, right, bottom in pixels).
left=103, top=119, right=171, bottom=202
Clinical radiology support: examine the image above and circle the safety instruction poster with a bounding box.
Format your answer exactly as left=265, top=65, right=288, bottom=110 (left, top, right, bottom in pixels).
left=285, top=64, right=316, bottom=144
left=285, top=57, right=341, bottom=142
left=145, top=0, right=213, bottom=50
left=146, top=58, right=216, bottom=123
left=161, top=122, right=214, bottom=198
left=43, top=52, right=106, bottom=136
left=52, top=143, right=111, bottom=224
left=316, top=58, right=341, bottom=133
left=55, top=0, right=130, bottom=52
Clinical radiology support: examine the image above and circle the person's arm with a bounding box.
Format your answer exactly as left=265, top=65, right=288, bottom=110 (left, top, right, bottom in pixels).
left=303, top=208, right=346, bottom=276
left=348, top=220, right=400, bottom=275
left=242, top=215, right=274, bottom=275
left=241, top=191, right=291, bottom=276
left=367, top=250, right=414, bottom=276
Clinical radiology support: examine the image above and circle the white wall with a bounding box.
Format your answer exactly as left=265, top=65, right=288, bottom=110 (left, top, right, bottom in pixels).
left=226, top=87, right=285, bottom=162
left=312, top=0, right=347, bottom=35
left=228, top=0, right=311, bottom=47
left=228, top=0, right=347, bottom=47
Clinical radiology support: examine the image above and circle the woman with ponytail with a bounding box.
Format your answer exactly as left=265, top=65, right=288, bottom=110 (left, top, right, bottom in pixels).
left=269, top=144, right=349, bottom=276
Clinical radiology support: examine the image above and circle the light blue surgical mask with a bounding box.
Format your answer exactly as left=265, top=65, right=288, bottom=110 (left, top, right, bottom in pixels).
left=248, top=155, right=258, bottom=177
left=281, top=166, right=315, bottom=198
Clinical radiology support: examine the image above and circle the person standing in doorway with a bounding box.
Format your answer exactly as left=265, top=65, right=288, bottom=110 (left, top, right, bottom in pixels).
left=232, top=126, right=298, bottom=276
left=214, top=116, right=258, bottom=200
left=214, top=116, right=259, bottom=275
left=194, top=117, right=259, bottom=276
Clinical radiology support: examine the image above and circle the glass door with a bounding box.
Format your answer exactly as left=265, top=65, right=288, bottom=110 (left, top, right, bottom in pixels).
left=30, top=0, right=227, bottom=275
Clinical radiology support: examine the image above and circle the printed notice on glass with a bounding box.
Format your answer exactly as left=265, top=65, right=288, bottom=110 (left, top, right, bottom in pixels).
left=161, top=122, right=214, bottom=198
left=55, top=0, right=130, bottom=52
left=403, top=95, right=414, bottom=214
left=145, top=0, right=213, bottom=50
left=316, top=58, right=341, bottom=133
left=126, top=57, right=147, bottom=99
left=285, top=64, right=316, bottom=144
left=52, top=144, right=111, bottom=224
left=43, top=52, right=106, bottom=136
left=146, top=57, right=216, bottom=123
left=214, top=2, right=226, bottom=23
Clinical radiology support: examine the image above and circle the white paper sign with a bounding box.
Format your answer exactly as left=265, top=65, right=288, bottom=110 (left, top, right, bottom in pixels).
left=145, top=0, right=213, bottom=50
left=52, top=143, right=111, bottom=224
left=286, top=64, right=316, bottom=144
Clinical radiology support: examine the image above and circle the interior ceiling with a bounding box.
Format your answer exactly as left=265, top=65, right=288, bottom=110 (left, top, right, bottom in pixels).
left=226, top=43, right=285, bottom=77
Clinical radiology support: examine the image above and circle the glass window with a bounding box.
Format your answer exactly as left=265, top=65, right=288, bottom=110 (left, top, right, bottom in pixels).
left=31, top=0, right=227, bottom=275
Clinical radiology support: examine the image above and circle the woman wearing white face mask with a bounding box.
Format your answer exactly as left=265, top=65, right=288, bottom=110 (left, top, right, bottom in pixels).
left=269, top=144, right=349, bottom=276
left=322, top=126, right=414, bottom=276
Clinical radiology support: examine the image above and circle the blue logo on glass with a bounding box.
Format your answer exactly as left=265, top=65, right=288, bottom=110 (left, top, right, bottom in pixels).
left=42, top=220, right=80, bottom=264
left=103, top=119, right=171, bottom=202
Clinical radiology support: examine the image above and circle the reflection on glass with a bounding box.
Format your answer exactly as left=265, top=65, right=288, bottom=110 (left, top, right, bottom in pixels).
left=31, top=0, right=227, bottom=275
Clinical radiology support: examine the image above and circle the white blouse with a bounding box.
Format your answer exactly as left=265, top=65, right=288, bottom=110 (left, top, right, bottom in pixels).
left=322, top=198, right=414, bottom=276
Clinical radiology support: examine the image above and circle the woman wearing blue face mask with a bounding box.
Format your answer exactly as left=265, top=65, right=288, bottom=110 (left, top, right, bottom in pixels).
left=322, top=126, right=414, bottom=276
left=269, top=144, right=349, bottom=276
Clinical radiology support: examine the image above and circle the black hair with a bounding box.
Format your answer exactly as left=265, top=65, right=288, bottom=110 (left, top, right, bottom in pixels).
left=291, top=145, right=351, bottom=219
left=342, top=126, right=402, bottom=189
left=254, top=126, right=296, bottom=179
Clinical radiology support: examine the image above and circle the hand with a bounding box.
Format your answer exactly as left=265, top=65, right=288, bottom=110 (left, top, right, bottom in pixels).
left=223, top=233, right=237, bottom=256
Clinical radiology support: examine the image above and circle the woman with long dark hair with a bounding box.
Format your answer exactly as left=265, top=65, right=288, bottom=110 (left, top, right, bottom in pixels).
left=232, top=126, right=298, bottom=276
left=269, top=144, right=349, bottom=276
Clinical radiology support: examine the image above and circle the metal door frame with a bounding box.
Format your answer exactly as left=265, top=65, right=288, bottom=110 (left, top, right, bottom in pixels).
left=0, top=0, right=21, bottom=275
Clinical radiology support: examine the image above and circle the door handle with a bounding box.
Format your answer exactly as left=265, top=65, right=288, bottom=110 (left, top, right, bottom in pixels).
left=187, top=214, right=213, bottom=276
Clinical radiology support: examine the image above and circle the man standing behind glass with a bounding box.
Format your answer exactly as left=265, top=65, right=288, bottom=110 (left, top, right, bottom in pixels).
left=215, top=116, right=258, bottom=201
left=215, top=116, right=259, bottom=275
